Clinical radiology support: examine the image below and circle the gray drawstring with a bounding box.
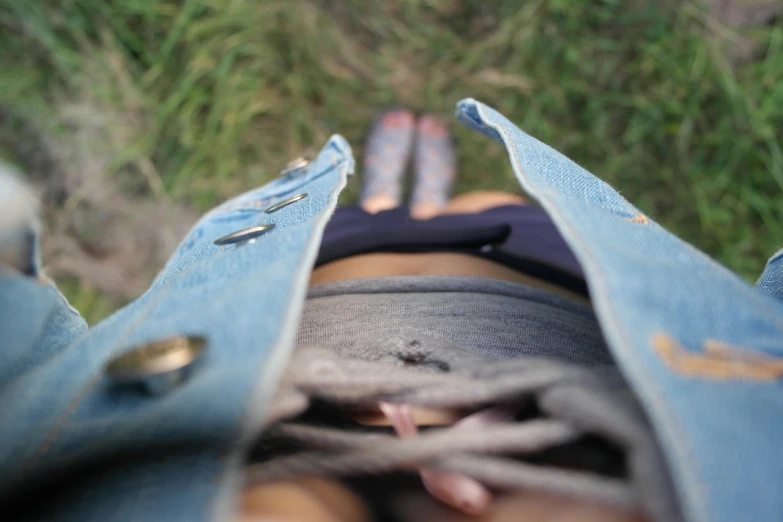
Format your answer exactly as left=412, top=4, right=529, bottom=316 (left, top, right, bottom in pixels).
left=248, top=349, right=682, bottom=521
left=249, top=419, right=580, bottom=481
left=437, top=455, right=636, bottom=508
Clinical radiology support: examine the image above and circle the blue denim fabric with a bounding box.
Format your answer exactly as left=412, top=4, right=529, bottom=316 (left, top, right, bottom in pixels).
left=456, top=99, right=783, bottom=522
left=1, top=99, right=782, bottom=522
left=0, top=137, right=353, bottom=520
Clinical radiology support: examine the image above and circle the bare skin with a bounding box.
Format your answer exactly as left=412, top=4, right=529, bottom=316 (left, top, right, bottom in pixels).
left=309, top=252, right=590, bottom=307
left=240, top=192, right=646, bottom=522
left=240, top=477, right=647, bottom=522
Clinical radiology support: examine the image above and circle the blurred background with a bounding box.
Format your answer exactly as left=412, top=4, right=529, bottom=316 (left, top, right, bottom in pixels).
left=1, top=0, right=782, bottom=323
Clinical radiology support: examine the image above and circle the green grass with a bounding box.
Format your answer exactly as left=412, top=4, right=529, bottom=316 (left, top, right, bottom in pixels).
left=2, top=0, right=783, bottom=323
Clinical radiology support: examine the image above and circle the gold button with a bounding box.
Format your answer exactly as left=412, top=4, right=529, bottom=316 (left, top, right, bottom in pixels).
left=106, top=335, right=206, bottom=394
left=279, top=157, right=309, bottom=177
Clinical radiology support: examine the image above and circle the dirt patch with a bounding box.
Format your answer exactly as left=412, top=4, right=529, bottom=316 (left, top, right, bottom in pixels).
left=704, top=0, right=781, bottom=27
left=0, top=102, right=197, bottom=301
left=701, top=0, right=782, bottom=60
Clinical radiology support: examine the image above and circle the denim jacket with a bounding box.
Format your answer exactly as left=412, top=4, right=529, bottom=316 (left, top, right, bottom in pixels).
left=1, top=99, right=782, bottom=522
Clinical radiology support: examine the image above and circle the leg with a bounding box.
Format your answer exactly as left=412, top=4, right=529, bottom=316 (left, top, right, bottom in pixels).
left=410, top=115, right=457, bottom=220
left=359, top=109, right=415, bottom=214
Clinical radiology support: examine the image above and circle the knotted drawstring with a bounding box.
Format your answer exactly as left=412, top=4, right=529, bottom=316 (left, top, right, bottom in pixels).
left=378, top=403, right=516, bottom=515
left=247, top=350, right=682, bottom=521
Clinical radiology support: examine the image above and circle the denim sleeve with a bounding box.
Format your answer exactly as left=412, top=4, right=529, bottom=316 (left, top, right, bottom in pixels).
left=756, top=248, right=783, bottom=301
left=0, top=164, right=87, bottom=384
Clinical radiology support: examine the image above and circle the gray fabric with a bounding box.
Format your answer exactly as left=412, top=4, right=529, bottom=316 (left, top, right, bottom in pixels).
left=436, top=456, right=635, bottom=508
left=253, top=419, right=581, bottom=478
left=248, top=276, right=682, bottom=522
left=298, top=276, right=613, bottom=368
left=252, top=349, right=683, bottom=522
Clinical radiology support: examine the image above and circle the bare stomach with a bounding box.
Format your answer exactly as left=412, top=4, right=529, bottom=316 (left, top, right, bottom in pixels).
left=310, top=251, right=590, bottom=307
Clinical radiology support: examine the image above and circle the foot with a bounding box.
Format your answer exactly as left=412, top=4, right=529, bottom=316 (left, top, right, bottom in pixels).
left=360, top=109, right=415, bottom=214
left=410, top=115, right=456, bottom=220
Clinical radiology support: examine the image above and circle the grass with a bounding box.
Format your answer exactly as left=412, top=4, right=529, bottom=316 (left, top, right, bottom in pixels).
left=1, top=0, right=783, bottom=323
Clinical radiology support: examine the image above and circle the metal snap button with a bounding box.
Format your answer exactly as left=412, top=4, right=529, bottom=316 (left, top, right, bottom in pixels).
left=106, top=335, right=206, bottom=394
left=265, top=193, right=308, bottom=214
left=280, top=157, right=309, bottom=177
left=213, top=224, right=275, bottom=245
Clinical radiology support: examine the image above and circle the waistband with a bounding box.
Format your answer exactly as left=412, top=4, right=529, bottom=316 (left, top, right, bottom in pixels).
left=297, top=276, right=612, bottom=368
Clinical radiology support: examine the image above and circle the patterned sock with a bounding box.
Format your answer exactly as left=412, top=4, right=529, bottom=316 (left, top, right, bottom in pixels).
left=360, top=109, right=415, bottom=205
left=411, top=115, right=456, bottom=211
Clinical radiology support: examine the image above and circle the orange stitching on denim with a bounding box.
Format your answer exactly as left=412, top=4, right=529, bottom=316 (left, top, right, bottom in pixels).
left=625, top=214, right=649, bottom=225
left=652, top=332, right=783, bottom=381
